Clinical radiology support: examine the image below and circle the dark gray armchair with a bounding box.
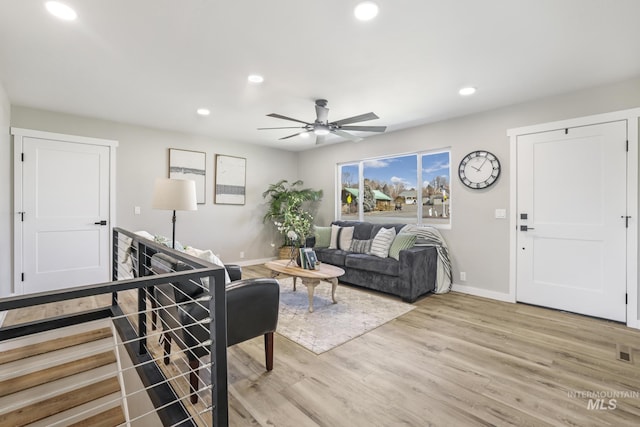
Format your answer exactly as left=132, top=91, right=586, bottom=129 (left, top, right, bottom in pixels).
left=149, top=253, right=280, bottom=403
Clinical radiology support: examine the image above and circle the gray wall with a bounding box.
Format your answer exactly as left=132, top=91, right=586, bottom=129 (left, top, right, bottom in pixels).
left=298, top=75, right=640, bottom=300
left=9, top=107, right=299, bottom=264
left=0, top=80, right=10, bottom=297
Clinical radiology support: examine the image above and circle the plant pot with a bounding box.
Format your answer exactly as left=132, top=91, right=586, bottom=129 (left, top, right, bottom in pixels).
left=278, top=246, right=293, bottom=260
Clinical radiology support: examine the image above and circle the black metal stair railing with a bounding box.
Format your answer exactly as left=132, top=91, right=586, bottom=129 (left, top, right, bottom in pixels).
left=0, top=227, right=229, bottom=427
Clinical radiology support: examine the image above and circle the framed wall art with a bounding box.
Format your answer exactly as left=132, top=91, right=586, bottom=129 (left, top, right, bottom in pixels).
left=169, top=148, right=206, bottom=204
left=215, top=155, right=246, bottom=205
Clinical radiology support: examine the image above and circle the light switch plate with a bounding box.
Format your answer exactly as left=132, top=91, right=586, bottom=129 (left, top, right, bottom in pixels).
left=495, top=208, right=506, bottom=219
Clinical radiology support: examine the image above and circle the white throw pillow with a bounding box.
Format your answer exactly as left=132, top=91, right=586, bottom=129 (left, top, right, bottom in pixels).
left=369, top=227, right=397, bottom=258
left=339, top=226, right=354, bottom=250
left=329, top=225, right=354, bottom=250
left=185, top=247, right=231, bottom=284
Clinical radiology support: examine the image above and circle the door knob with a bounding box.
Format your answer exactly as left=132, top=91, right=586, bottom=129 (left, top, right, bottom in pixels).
left=94, top=220, right=107, bottom=226
left=520, top=225, right=535, bottom=231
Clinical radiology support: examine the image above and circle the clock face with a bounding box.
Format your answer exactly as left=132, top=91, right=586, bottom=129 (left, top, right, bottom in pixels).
left=458, top=151, right=500, bottom=189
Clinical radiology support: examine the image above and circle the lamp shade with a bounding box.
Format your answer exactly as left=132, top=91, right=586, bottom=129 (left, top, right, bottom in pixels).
left=152, top=178, right=198, bottom=211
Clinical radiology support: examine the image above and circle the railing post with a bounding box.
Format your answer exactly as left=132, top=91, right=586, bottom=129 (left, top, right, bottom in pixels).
left=137, top=241, right=148, bottom=355
left=209, top=270, right=228, bottom=426
left=112, top=229, right=119, bottom=305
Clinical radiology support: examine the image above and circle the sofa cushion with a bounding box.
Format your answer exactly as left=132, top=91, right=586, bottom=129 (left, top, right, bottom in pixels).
left=329, top=224, right=354, bottom=250
left=345, top=253, right=399, bottom=276
left=370, top=227, right=396, bottom=258
left=315, top=248, right=348, bottom=266
left=314, top=226, right=332, bottom=248
left=388, top=233, right=417, bottom=261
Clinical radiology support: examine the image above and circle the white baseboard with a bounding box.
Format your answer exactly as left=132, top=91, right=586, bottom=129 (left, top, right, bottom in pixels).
left=451, top=283, right=515, bottom=303
left=232, top=257, right=277, bottom=267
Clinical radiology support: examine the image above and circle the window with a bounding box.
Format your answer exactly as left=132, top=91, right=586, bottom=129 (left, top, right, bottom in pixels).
left=338, top=149, right=450, bottom=227
left=421, top=151, right=450, bottom=223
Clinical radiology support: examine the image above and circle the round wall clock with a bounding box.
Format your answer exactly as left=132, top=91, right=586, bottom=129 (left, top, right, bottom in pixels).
left=458, top=150, right=501, bottom=189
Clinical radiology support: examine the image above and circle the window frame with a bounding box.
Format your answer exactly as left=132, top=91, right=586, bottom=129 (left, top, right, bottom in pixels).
left=337, top=148, right=451, bottom=229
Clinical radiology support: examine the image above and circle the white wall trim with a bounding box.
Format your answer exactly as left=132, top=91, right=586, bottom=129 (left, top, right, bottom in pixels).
left=451, top=283, right=514, bottom=303
left=0, top=310, right=6, bottom=328
left=234, top=256, right=278, bottom=267
left=507, top=107, right=640, bottom=329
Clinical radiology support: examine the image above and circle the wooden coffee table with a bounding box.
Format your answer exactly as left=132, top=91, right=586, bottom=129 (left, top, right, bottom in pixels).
left=265, top=259, right=345, bottom=312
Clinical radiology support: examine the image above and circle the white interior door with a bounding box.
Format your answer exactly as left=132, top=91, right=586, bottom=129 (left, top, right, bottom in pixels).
left=20, top=136, right=111, bottom=294
left=516, top=121, right=627, bottom=322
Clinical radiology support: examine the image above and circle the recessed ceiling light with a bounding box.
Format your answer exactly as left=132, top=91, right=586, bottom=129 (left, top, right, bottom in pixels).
left=248, top=74, right=264, bottom=84
left=196, top=108, right=210, bottom=116
left=45, top=1, right=77, bottom=21
left=459, top=87, right=477, bottom=96
left=354, top=2, right=379, bottom=21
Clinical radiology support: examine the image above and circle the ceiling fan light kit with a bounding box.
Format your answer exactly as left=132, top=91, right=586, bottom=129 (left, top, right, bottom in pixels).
left=259, top=99, right=387, bottom=145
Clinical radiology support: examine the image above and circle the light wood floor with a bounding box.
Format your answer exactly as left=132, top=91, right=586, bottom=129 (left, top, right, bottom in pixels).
left=3, top=264, right=640, bottom=426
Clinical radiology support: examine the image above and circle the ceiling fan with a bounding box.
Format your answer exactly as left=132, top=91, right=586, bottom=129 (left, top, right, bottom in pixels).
left=258, top=99, right=387, bottom=144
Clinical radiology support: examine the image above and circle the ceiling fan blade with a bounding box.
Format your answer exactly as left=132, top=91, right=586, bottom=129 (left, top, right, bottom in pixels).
left=315, top=134, right=327, bottom=145
left=279, top=132, right=307, bottom=140
left=267, top=113, right=312, bottom=125
left=315, top=104, right=329, bottom=123
left=339, top=125, right=387, bottom=132
left=332, top=129, right=363, bottom=142
left=257, top=126, right=305, bottom=130
left=332, top=112, right=379, bottom=126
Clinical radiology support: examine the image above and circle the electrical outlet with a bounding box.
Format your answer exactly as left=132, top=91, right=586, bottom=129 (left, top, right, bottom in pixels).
left=240, top=251, right=245, bottom=259
left=460, top=272, right=467, bottom=281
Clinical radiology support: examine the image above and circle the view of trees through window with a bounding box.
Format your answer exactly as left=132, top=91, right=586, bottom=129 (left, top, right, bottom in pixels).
left=339, top=150, right=450, bottom=226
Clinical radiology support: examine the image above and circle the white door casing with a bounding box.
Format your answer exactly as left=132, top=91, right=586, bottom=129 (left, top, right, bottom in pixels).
left=508, top=108, right=640, bottom=329
left=13, top=128, right=118, bottom=295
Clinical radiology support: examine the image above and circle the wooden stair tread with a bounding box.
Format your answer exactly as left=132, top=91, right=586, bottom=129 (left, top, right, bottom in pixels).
left=0, top=327, right=113, bottom=365
left=0, top=350, right=117, bottom=397
left=0, top=376, right=121, bottom=426
left=67, top=405, right=126, bottom=427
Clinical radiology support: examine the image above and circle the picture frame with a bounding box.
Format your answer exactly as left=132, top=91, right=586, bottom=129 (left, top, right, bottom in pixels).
left=169, top=148, right=206, bottom=204
left=215, top=154, right=246, bottom=205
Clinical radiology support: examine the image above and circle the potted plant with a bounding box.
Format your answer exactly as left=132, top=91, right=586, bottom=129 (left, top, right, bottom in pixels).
left=262, top=179, right=323, bottom=259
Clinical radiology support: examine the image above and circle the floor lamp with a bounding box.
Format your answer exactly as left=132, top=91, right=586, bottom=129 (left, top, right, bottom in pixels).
left=152, top=178, right=198, bottom=249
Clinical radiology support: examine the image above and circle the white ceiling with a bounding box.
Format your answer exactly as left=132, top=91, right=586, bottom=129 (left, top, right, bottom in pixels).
left=1, top=1, right=640, bottom=151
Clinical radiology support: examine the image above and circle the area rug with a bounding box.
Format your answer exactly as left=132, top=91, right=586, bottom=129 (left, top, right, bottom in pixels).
left=275, top=277, right=415, bottom=354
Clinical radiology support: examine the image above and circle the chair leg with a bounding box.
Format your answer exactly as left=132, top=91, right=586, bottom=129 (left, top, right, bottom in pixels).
left=162, top=334, right=172, bottom=365
left=264, top=332, right=274, bottom=371
left=189, top=359, right=200, bottom=404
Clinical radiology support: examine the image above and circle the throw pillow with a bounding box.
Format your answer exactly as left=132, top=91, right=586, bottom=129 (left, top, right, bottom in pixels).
left=329, top=224, right=340, bottom=249
left=184, top=247, right=231, bottom=284
left=314, top=226, right=332, bottom=248
left=388, top=233, right=417, bottom=260
left=338, top=226, right=354, bottom=250
left=369, top=227, right=396, bottom=258
left=349, top=238, right=372, bottom=254
left=329, top=225, right=355, bottom=250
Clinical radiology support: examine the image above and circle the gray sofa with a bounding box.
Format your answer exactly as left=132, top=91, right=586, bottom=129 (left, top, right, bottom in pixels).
left=311, top=221, right=437, bottom=302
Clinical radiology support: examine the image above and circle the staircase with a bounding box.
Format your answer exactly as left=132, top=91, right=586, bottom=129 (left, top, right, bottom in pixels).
left=0, top=319, right=127, bottom=426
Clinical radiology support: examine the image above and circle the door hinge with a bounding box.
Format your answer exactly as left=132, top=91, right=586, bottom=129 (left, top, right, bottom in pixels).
left=626, top=293, right=628, bottom=305
left=21, top=273, right=24, bottom=282
left=21, top=153, right=24, bottom=162
left=19, top=212, right=24, bottom=222
left=626, top=140, right=629, bottom=152
left=564, top=128, right=569, bottom=135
